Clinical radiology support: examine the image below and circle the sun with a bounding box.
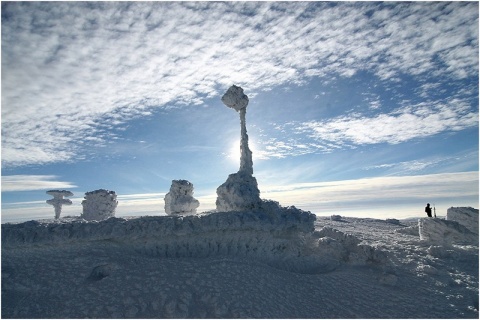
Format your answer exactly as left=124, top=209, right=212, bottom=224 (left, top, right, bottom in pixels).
left=227, top=139, right=262, bottom=165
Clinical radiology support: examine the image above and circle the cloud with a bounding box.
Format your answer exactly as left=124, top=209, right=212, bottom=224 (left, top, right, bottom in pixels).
left=257, top=96, right=478, bottom=158
left=2, top=2, right=478, bottom=166
left=259, top=171, right=479, bottom=218
left=1, top=175, right=78, bottom=192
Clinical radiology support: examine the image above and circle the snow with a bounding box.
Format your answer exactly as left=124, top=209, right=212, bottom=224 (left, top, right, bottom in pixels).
left=45, top=190, right=73, bottom=219
left=216, top=171, right=262, bottom=212
left=81, top=189, right=118, bottom=221
left=164, top=180, right=200, bottom=215
left=447, top=206, right=479, bottom=234
left=2, top=207, right=478, bottom=318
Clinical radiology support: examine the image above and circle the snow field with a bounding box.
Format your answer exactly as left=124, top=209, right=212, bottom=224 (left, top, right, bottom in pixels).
left=2, top=206, right=478, bottom=318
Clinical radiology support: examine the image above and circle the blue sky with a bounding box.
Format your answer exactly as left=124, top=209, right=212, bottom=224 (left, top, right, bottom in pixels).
left=2, top=1, right=479, bottom=222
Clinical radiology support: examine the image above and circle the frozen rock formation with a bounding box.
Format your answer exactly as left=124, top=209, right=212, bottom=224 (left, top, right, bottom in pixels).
left=446, top=207, right=479, bottom=234
left=46, top=190, right=73, bottom=219
left=418, top=217, right=478, bottom=245
left=164, top=180, right=200, bottom=215
left=216, top=85, right=262, bottom=211
left=81, top=189, right=118, bottom=221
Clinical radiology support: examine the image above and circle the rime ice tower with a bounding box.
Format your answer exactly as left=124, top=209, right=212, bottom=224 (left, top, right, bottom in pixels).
left=46, top=190, right=73, bottom=219
left=81, top=189, right=118, bottom=221
left=164, top=180, right=200, bottom=216
left=216, top=85, right=262, bottom=212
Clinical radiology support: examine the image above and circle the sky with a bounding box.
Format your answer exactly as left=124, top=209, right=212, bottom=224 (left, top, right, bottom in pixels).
left=1, top=1, right=479, bottom=223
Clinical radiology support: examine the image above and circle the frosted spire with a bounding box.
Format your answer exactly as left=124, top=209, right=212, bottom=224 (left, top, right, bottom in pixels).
left=46, top=190, right=73, bottom=219
left=221, top=85, right=253, bottom=175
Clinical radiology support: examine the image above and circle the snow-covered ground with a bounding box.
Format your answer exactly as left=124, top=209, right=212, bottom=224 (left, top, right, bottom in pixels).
left=2, top=206, right=478, bottom=318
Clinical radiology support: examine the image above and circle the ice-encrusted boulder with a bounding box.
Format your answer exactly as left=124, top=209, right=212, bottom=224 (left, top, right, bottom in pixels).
left=164, top=180, right=200, bottom=215
left=216, top=85, right=261, bottom=211
left=418, top=218, right=478, bottom=245
left=216, top=172, right=262, bottom=212
left=46, top=190, right=73, bottom=219
left=81, top=189, right=118, bottom=221
left=446, top=207, right=478, bottom=234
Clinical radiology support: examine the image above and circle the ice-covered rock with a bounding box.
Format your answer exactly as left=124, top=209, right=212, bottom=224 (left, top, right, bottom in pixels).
left=446, top=207, right=479, bottom=234
left=81, top=189, right=118, bottom=221
left=216, top=172, right=262, bottom=212
left=46, top=190, right=73, bottom=219
left=330, top=215, right=342, bottom=221
left=221, top=84, right=249, bottom=112
left=418, top=217, right=478, bottom=245
left=164, top=180, right=200, bottom=216
left=216, top=85, right=261, bottom=211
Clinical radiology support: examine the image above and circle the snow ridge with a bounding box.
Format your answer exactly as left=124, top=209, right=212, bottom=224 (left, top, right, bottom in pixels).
left=1, top=201, right=384, bottom=273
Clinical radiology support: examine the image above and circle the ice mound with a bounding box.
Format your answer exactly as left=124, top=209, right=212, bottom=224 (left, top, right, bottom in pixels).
left=81, top=189, right=118, bottom=221
left=446, top=207, right=479, bottom=234
left=1, top=202, right=384, bottom=273
left=46, top=190, right=73, bottom=219
left=418, top=217, right=478, bottom=245
left=164, top=180, right=200, bottom=215
left=216, top=172, right=262, bottom=212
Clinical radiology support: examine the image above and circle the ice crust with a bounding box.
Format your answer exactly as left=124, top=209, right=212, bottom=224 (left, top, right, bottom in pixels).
left=216, top=172, right=262, bottom=212
left=164, top=180, right=200, bottom=215
left=1, top=202, right=386, bottom=273
left=447, top=206, right=479, bottom=234
left=81, top=189, right=118, bottom=221
left=417, top=207, right=479, bottom=245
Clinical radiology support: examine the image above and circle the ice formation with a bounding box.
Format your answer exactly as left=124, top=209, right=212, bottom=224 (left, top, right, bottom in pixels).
left=216, top=85, right=262, bottom=211
left=446, top=206, right=479, bottom=234
left=164, top=180, right=200, bottom=215
left=81, top=189, right=118, bottom=221
left=46, top=190, right=73, bottom=219
left=418, top=217, right=478, bottom=245
left=2, top=202, right=386, bottom=274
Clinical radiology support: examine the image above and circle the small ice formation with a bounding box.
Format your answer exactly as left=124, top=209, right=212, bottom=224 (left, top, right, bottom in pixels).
left=418, top=216, right=478, bottom=245
left=81, top=189, right=118, bottom=221
left=164, top=180, right=200, bottom=216
left=446, top=206, right=479, bottom=234
left=46, top=190, right=73, bottom=219
left=216, top=85, right=261, bottom=211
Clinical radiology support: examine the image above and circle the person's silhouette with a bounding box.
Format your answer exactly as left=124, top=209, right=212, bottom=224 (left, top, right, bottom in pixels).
left=425, top=203, right=432, bottom=217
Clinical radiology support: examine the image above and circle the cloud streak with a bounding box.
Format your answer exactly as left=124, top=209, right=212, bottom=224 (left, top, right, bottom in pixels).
left=1, top=175, right=78, bottom=192
left=2, top=2, right=478, bottom=166
left=257, top=96, right=478, bottom=158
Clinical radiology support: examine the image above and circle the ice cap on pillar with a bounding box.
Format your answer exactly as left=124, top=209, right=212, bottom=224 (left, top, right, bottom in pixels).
left=221, top=85, right=249, bottom=112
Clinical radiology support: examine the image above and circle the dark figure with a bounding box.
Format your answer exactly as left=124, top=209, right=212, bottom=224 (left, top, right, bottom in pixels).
left=425, top=203, right=432, bottom=217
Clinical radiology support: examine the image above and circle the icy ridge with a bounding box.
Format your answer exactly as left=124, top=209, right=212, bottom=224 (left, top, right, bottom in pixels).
left=2, top=202, right=315, bottom=247
left=1, top=203, right=385, bottom=273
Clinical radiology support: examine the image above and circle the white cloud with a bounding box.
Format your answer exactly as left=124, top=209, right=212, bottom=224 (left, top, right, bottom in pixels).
left=256, top=96, right=478, bottom=158
left=2, top=2, right=478, bottom=166
left=1, top=175, right=77, bottom=192
left=259, top=171, right=479, bottom=218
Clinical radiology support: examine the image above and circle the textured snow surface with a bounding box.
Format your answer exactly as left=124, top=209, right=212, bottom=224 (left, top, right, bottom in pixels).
left=447, top=206, right=479, bottom=234
left=164, top=180, right=200, bottom=216
left=2, top=209, right=478, bottom=318
left=417, top=207, right=479, bottom=245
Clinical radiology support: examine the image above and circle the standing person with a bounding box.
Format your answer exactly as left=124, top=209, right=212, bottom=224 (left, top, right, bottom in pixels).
left=425, top=203, right=432, bottom=217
